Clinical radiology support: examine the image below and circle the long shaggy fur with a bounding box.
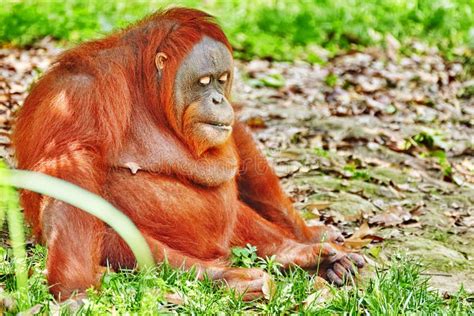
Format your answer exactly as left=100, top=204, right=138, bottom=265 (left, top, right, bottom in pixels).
left=13, top=8, right=358, bottom=300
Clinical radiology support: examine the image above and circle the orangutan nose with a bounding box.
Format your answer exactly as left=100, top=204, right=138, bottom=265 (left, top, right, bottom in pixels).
left=212, top=93, right=223, bottom=104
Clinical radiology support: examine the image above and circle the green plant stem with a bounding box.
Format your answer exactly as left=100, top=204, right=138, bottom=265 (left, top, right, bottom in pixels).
left=0, top=168, right=154, bottom=269
left=0, top=177, right=5, bottom=227
left=4, top=182, right=28, bottom=292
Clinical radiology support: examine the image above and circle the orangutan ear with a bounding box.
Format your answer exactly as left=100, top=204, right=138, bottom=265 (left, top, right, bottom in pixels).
left=155, top=52, right=168, bottom=70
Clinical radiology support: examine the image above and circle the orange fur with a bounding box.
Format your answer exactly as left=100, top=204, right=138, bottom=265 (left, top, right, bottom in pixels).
left=13, top=8, right=362, bottom=300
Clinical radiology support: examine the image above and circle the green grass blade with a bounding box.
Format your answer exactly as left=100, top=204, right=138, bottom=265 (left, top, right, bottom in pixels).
left=1, top=167, right=28, bottom=292
left=0, top=168, right=154, bottom=269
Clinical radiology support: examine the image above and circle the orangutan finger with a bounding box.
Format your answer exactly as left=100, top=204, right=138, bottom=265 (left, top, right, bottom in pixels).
left=333, top=262, right=349, bottom=280
left=227, top=278, right=265, bottom=293
left=340, top=256, right=356, bottom=275
left=326, top=268, right=343, bottom=286
left=348, top=253, right=365, bottom=268
left=242, top=291, right=264, bottom=301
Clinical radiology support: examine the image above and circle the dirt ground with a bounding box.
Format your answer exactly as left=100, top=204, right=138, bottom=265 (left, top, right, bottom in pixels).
left=1, top=38, right=473, bottom=294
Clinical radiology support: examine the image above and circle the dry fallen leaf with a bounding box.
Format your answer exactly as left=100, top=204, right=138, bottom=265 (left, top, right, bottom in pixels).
left=306, top=201, right=332, bottom=212
left=369, top=206, right=412, bottom=227
left=303, top=276, right=332, bottom=308
left=349, top=222, right=373, bottom=239
left=17, top=304, right=42, bottom=316
left=164, top=292, right=186, bottom=305
left=262, top=272, right=275, bottom=300
left=245, top=116, right=267, bottom=128
left=462, top=216, right=474, bottom=227
left=344, top=222, right=383, bottom=249
left=0, top=288, right=16, bottom=313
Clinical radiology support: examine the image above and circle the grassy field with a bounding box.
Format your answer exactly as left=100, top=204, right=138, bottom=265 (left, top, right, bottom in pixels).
left=0, top=0, right=473, bottom=60
left=1, top=244, right=472, bottom=314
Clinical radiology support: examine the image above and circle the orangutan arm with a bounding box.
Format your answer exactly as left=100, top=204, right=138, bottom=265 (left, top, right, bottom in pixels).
left=233, top=122, right=343, bottom=243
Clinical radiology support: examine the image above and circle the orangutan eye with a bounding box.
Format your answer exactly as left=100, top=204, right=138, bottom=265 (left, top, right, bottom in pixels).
left=199, top=76, right=211, bottom=85
left=218, top=73, right=228, bottom=83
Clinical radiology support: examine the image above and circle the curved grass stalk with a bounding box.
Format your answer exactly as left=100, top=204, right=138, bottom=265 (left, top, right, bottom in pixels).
left=0, top=167, right=155, bottom=273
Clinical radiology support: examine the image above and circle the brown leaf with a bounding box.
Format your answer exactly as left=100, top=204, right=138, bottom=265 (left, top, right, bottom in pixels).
left=344, top=238, right=373, bottom=249
left=345, top=222, right=383, bottom=249
left=306, top=201, right=331, bottom=212
left=0, top=289, right=15, bottom=312
left=462, top=216, right=474, bottom=227
left=17, top=304, right=42, bottom=316
left=262, top=272, right=275, bottom=300
left=349, top=222, right=374, bottom=239
left=304, top=277, right=332, bottom=308
left=274, top=161, right=301, bottom=178
left=164, top=292, right=186, bottom=305
left=369, top=206, right=412, bottom=227
left=245, top=116, right=267, bottom=128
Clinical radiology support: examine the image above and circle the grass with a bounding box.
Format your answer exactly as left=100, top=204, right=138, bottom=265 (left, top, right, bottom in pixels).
left=0, top=244, right=472, bottom=314
left=0, top=0, right=473, bottom=61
